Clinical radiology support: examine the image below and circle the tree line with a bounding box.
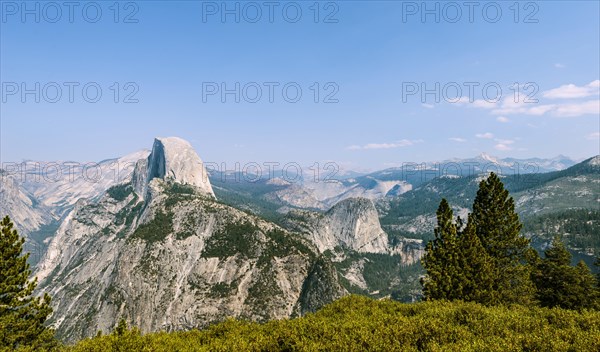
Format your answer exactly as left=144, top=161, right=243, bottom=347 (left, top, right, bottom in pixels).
left=422, top=173, right=600, bottom=310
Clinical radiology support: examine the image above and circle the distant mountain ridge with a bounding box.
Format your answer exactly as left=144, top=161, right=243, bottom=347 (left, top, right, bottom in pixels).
left=209, top=153, right=578, bottom=215
left=2, top=152, right=577, bottom=224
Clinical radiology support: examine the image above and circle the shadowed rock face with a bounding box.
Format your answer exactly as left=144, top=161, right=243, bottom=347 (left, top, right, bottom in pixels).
left=146, top=137, right=214, bottom=198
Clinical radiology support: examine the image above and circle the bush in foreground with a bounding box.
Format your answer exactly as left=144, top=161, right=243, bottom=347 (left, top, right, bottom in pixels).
left=64, top=295, right=600, bottom=352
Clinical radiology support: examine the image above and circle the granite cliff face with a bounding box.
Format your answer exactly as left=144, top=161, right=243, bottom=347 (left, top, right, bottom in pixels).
left=279, top=197, right=425, bottom=300
left=285, top=198, right=423, bottom=265
left=146, top=137, right=214, bottom=198
left=308, top=198, right=390, bottom=253
left=0, top=172, right=55, bottom=236
left=35, top=138, right=345, bottom=342
left=0, top=171, right=58, bottom=265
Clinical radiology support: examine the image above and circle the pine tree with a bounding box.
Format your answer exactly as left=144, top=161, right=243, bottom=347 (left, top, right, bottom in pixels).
left=422, top=201, right=499, bottom=305
left=532, top=237, right=575, bottom=308
left=532, top=237, right=599, bottom=310
left=574, top=260, right=600, bottom=310
left=421, top=199, right=463, bottom=301
left=0, top=216, right=56, bottom=350
left=114, top=318, right=129, bottom=336
left=470, top=173, right=535, bottom=305
left=457, top=215, right=496, bottom=305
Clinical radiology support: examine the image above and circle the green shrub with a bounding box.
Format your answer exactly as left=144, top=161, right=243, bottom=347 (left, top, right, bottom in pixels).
left=106, top=184, right=133, bottom=202
left=128, top=211, right=174, bottom=243
left=201, top=221, right=259, bottom=258
left=62, top=296, right=600, bottom=352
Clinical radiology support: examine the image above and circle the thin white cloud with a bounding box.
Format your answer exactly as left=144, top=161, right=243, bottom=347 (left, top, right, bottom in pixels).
left=347, top=139, right=422, bottom=150
left=587, top=132, right=600, bottom=140
left=543, top=80, right=600, bottom=99
left=453, top=80, right=600, bottom=118
left=495, top=138, right=515, bottom=145
left=494, top=143, right=513, bottom=151
left=553, top=100, right=600, bottom=117
left=493, top=138, right=515, bottom=151
left=554, top=63, right=565, bottom=69
left=491, top=96, right=555, bottom=116
left=454, top=97, right=497, bottom=109
left=421, top=103, right=434, bottom=109
left=475, top=132, right=494, bottom=139
left=449, top=137, right=467, bottom=143
left=471, top=99, right=497, bottom=109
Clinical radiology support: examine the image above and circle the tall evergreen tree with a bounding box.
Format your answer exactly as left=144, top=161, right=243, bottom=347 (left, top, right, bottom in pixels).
left=532, top=237, right=599, bottom=310
left=422, top=203, right=497, bottom=305
left=457, top=216, right=496, bottom=305
left=0, top=216, right=56, bottom=350
left=421, top=199, right=463, bottom=301
left=532, top=237, right=575, bottom=308
left=573, top=260, right=600, bottom=310
left=470, top=173, right=535, bottom=305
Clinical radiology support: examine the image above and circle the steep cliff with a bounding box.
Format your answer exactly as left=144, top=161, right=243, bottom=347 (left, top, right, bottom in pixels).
left=146, top=137, right=214, bottom=198
left=35, top=138, right=344, bottom=342
left=284, top=198, right=423, bottom=264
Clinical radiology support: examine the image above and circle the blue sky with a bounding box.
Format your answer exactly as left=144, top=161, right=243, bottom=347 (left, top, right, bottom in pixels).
left=1, top=0, right=599, bottom=170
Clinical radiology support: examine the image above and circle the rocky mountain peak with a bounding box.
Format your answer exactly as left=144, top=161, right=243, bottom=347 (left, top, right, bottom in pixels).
left=587, top=155, right=600, bottom=167
left=298, top=197, right=390, bottom=254
left=326, top=197, right=378, bottom=216
left=477, top=152, right=499, bottom=164
left=145, top=137, right=214, bottom=197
